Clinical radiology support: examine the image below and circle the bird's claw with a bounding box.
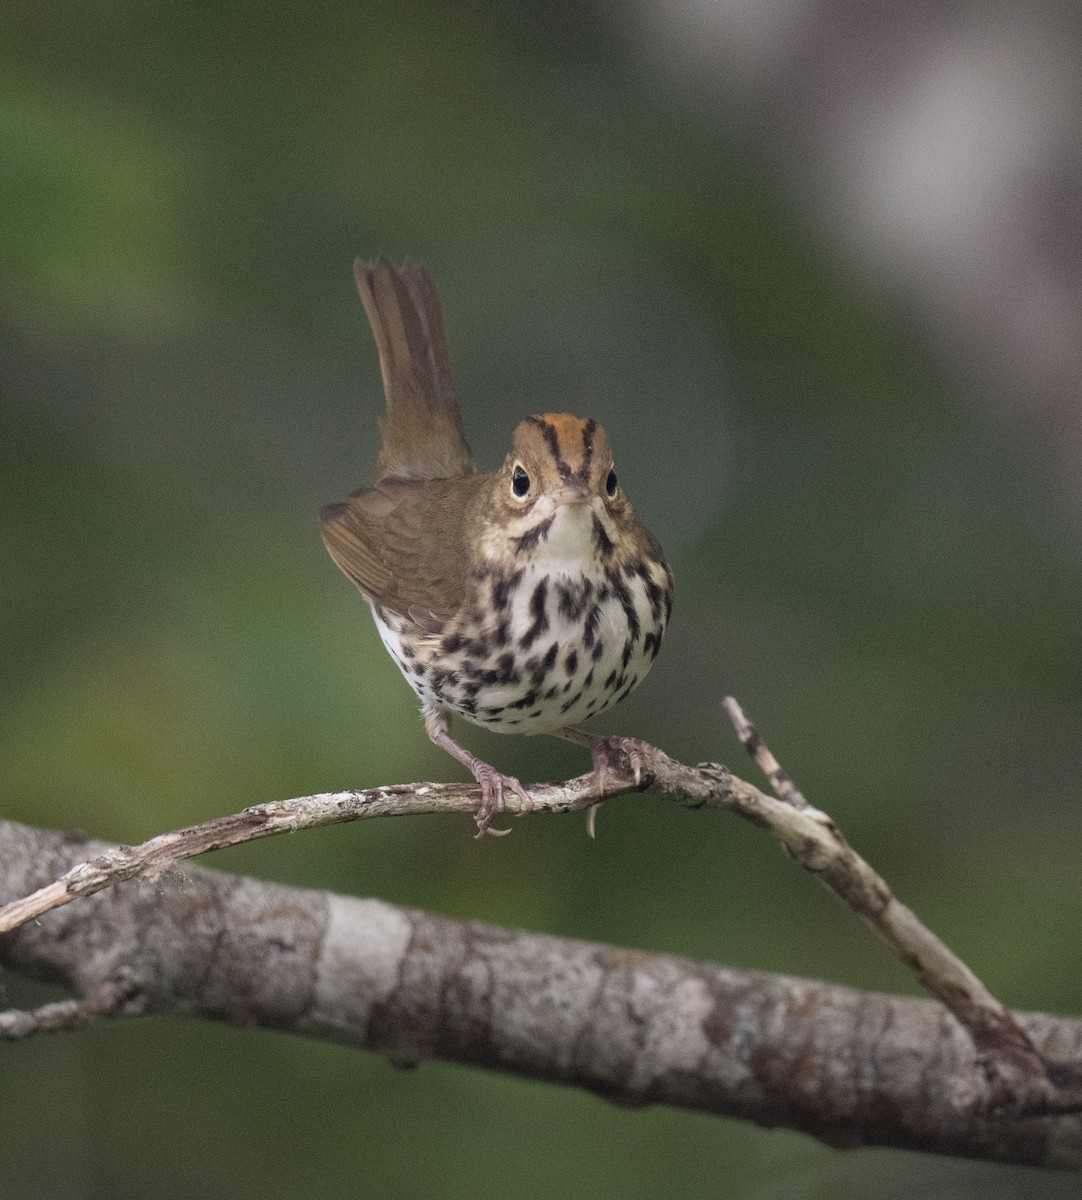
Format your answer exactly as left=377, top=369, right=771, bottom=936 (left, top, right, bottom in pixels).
left=588, top=735, right=650, bottom=788
left=471, top=763, right=533, bottom=838
left=580, top=735, right=655, bottom=839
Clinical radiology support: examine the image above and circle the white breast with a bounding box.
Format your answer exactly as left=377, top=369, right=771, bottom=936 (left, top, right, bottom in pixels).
left=371, top=552, right=668, bottom=737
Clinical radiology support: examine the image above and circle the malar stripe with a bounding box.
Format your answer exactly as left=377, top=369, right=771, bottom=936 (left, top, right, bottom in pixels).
left=592, top=514, right=615, bottom=557
left=513, top=515, right=554, bottom=553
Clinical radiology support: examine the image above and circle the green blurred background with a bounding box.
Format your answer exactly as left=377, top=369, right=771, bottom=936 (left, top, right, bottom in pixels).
left=3, top=3, right=1081, bottom=1196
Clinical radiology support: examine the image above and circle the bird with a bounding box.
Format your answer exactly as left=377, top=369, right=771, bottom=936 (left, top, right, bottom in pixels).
left=320, top=257, right=673, bottom=835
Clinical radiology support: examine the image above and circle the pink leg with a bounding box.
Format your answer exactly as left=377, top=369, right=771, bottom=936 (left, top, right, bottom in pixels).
left=424, top=708, right=534, bottom=837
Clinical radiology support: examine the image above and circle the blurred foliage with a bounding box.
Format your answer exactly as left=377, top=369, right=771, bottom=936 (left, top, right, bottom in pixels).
left=2, top=2, right=1081, bottom=1197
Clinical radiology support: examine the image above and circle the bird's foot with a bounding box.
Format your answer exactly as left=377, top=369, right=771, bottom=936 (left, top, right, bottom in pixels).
left=587, top=735, right=654, bottom=789
left=549, top=727, right=660, bottom=838
left=470, top=760, right=534, bottom=839
left=584, top=735, right=656, bottom=838
left=424, top=707, right=534, bottom=838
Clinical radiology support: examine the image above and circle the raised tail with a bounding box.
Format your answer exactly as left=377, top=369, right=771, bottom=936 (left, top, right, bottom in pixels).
left=354, top=256, right=475, bottom=482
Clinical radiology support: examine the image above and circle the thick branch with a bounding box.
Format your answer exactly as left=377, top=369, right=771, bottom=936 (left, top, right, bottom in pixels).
left=0, top=820, right=1080, bottom=1168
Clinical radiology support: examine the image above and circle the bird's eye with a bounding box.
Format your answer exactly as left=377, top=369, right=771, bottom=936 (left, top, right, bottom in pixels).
left=605, top=468, right=618, bottom=497
left=511, top=464, right=530, bottom=498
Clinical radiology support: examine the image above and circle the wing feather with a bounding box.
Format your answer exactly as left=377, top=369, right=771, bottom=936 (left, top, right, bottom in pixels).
left=319, top=476, right=484, bottom=623
left=319, top=500, right=392, bottom=599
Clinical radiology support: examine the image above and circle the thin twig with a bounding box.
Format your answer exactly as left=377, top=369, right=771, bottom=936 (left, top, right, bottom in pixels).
left=0, top=999, right=100, bottom=1039
left=0, top=977, right=146, bottom=1040
left=0, top=772, right=636, bottom=936
left=723, top=696, right=808, bottom=807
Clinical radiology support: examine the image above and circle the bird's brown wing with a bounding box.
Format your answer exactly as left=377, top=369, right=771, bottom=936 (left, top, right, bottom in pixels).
left=320, top=476, right=480, bottom=626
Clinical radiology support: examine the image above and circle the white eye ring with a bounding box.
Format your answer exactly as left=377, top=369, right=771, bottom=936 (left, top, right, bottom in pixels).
left=511, top=463, right=530, bottom=499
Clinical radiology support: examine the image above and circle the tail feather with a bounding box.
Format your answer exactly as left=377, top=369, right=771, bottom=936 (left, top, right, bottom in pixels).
left=354, top=256, right=475, bottom=482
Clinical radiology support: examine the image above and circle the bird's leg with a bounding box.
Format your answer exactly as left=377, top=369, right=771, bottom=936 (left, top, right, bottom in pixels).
left=423, top=707, right=533, bottom=838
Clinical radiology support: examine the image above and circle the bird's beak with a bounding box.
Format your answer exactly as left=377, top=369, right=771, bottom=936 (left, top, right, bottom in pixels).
left=552, top=483, right=592, bottom=507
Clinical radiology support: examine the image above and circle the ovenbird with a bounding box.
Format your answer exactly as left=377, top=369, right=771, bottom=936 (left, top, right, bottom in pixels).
left=321, top=257, right=673, bottom=835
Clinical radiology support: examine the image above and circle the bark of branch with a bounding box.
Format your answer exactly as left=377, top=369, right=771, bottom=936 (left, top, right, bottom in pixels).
left=1, top=819, right=1080, bottom=1169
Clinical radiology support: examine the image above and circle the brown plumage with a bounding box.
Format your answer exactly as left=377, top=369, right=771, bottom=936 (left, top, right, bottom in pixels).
left=356, top=256, right=473, bottom=482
